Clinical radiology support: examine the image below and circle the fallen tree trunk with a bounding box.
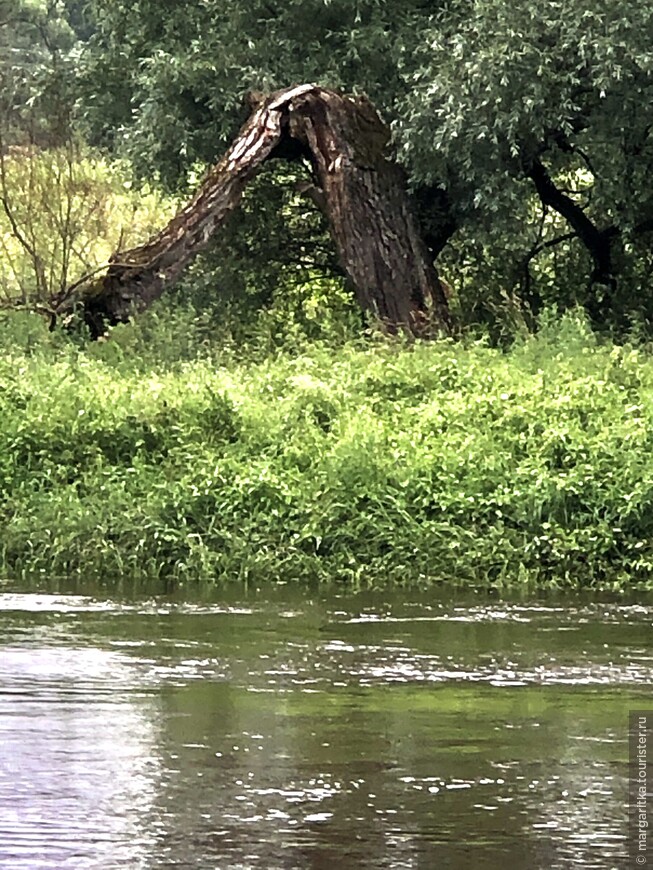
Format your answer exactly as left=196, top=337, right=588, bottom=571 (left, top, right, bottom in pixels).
left=79, top=84, right=451, bottom=338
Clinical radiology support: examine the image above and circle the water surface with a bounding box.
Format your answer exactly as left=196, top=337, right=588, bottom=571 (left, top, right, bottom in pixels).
left=0, top=583, right=649, bottom=868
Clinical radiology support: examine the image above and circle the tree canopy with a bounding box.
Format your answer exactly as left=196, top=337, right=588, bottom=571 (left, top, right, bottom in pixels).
left=5, top=0, right=653, bottom=331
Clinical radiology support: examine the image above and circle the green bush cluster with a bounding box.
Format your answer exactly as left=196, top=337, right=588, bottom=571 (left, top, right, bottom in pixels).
left=1, top=308, right=653, bottom=589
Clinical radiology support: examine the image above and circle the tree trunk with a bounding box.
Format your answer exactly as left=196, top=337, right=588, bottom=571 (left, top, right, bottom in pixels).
left=79, top=84, right=451, bottom=338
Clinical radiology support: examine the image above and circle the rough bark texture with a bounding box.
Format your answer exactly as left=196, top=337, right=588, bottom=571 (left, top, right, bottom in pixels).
left=80, top=84, right=451, bottom=338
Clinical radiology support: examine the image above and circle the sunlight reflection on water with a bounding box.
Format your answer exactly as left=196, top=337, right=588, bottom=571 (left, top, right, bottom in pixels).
left=0, top=647, right=161, bottom=869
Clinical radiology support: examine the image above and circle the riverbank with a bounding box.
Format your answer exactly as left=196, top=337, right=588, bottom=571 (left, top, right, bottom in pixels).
left=2, top=311, right=652, bottom=589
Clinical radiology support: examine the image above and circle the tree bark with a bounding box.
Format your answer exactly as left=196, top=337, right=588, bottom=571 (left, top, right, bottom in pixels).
left=79, top=84, right=451, bottom=338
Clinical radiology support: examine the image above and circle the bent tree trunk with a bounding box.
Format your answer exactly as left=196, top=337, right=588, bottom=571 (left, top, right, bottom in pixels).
left=80, top=84, right=451, bottom=338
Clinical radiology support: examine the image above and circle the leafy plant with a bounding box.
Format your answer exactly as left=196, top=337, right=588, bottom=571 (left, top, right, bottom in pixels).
left=2, top=307, right=653, bottom=590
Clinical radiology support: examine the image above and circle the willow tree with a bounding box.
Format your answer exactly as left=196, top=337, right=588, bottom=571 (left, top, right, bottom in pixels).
left=80, top=85, right=451, bottom=338
left=81, top=0, right=653, bottom=330
left=8, top=0, right=653, bottom=332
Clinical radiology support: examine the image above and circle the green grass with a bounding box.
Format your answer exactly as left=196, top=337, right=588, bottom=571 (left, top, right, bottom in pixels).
left=1, top=308, right=653, bottom=590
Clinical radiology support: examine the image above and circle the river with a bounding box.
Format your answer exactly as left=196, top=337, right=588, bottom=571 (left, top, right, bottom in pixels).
left=0, top=583, right=650, bottom=869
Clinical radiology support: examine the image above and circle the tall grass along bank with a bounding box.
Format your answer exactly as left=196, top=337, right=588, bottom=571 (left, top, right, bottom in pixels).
left=1, top=312, right=653, bottom=590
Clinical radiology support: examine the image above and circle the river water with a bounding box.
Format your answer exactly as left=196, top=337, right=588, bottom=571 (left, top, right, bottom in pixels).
left=0, top=582, right=650, bottom=869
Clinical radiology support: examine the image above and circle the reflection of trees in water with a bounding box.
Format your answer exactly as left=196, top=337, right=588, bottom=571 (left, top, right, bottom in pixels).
left=154, top=680, right=519, bottom=868
left=153, top=680, right=401, bottom=868
left=0, top=647, right=163, bottom=868
left=147, top=615, right=633, bottom=869
left=0, top=600, right=633, bottom=869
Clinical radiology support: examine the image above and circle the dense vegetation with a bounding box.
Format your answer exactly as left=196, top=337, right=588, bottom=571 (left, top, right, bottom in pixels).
left=2, top=1, right=653, bottom=587
left=1, top=309, right=653, bottom=589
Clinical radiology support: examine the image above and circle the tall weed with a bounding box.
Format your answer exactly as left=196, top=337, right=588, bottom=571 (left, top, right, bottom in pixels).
left=1, top=309, right=652, bottom=589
